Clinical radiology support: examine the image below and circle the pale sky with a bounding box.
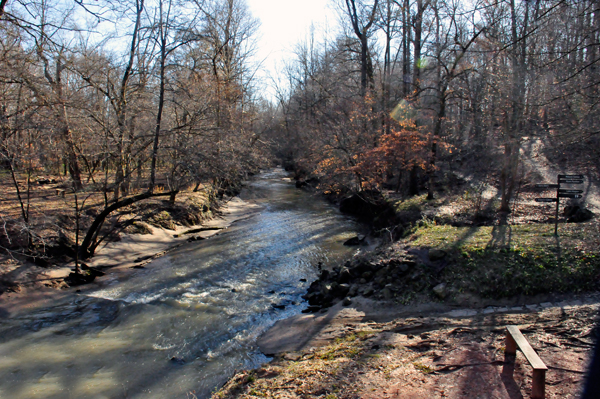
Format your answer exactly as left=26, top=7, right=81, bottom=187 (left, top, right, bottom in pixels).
left=245, top=0, right=338, bottom=101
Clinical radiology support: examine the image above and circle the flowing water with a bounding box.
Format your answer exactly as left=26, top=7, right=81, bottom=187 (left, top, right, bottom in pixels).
left=0, top=169, right=361, bottom=399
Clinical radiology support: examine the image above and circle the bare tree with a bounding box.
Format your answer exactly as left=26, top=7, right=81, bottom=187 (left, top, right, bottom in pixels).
left=342, top=0, right=379, bottom=96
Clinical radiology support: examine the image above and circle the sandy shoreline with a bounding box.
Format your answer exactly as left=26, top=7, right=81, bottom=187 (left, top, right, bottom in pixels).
left=0, top=195, right=263, bottom=316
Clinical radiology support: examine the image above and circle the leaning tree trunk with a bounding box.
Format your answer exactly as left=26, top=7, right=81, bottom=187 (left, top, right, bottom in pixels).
left=79, top=190, right=177, bottom=259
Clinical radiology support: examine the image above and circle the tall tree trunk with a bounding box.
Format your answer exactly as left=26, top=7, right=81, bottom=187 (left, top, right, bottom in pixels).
left=402, top=0, right=411, bottom=97
left=500, top=0, right=529, bottom=213
left=344, top=0, right=379, bottom=97
left=427, top=88, right=446, bottom=200
left=54, top=61, right=83, bottom=190
left=382, top=0, right=393, bottom=135
left=412, top=0, right=426, bottom=93
left=149, top=0, right=168, bottom=193
left=60, top=118, right=83, bottom=191
left=408, top=0, right=428, bottom=196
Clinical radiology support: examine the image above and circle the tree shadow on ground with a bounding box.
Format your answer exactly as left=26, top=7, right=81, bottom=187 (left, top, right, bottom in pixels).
left=487, top=224, right=512, bottom=249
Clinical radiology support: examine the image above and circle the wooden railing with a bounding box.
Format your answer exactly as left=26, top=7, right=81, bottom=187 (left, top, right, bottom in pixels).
left=505, top=325, right=548, bottom=399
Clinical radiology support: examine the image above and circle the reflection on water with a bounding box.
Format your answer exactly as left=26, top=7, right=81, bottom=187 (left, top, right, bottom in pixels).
left=0, top=168, right=360, bottom=399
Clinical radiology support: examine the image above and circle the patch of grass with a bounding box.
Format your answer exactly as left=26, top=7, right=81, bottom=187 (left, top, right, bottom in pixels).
left=123, top=221, right=153, bottom=235
left=393, top=194, right=428, bottom=213
left=315, top=331, right=375, bottom=361
left=148, top=210, right=177, bottom=230
left=402, top=222, right=600, bottom=298
left=413, top=362, right=434, bottom=374
left=247, top=388, right=265, bottom=397
left=356, top=330, right=375, bottom=340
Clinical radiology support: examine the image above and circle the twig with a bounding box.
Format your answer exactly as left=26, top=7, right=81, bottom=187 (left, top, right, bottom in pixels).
left=0, top=213, right=12, bottom=246
left=547, top=365, right=585, bottom=374
left=434, top=360, right=506, bottom=373
left=540, top=340, right=561, bottom=348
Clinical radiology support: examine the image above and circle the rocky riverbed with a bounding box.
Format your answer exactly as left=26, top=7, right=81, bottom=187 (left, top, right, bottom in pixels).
left=302, top=244, right=456, bottom=313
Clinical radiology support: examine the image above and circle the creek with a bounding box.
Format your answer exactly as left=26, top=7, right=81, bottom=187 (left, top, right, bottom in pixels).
left=0, top=168, right=361, bottom=399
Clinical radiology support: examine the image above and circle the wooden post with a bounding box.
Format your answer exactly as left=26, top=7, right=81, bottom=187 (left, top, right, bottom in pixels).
left=554, top=177, right=560, bottom=236
left=505, top=331, right=517, bottom=355
left=532, top=368, right=546, bottom=399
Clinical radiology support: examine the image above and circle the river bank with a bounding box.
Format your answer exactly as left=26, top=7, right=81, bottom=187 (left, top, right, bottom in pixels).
left=0, top=194, right=262, bottom=316
left=209, top=174, right=600, bottom=398
left=0, top=168, right=365, bottom=399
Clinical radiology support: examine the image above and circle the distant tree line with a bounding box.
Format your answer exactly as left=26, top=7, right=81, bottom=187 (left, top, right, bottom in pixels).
left=268, top=0, right=599, bottom=213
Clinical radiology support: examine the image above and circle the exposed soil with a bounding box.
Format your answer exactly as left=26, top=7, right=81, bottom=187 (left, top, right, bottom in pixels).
left=213, top=300, right=599, bottom=399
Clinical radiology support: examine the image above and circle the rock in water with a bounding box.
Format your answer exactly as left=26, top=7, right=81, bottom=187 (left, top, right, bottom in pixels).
left=64, top=272, right=96, bottom=286
left=338, top=267, right=352, bottom=283
left=170, top=357, right=185, bottom=365
left=348, top=285, right=359, bottom=297
left=81, top=264, right=105, bottom=277
left=343, top=236, right=361, bottom=246
left=336, top=283, right=350, bottom=297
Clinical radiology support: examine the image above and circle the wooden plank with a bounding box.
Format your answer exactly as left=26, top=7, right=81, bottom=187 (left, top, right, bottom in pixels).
left=506, top=326, right=547, bottom=370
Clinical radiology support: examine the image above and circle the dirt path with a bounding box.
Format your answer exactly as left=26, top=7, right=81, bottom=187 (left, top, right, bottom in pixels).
left=215, top=294, right=600, bottom=399
left=521, top=137, right=600, bottom=212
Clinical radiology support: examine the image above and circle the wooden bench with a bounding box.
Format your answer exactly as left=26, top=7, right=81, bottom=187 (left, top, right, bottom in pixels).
left=505, top=325, right=548, bottom=399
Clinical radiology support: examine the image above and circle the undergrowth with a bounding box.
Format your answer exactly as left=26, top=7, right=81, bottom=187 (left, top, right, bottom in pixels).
left=405, top=223, right=600, bottom=298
